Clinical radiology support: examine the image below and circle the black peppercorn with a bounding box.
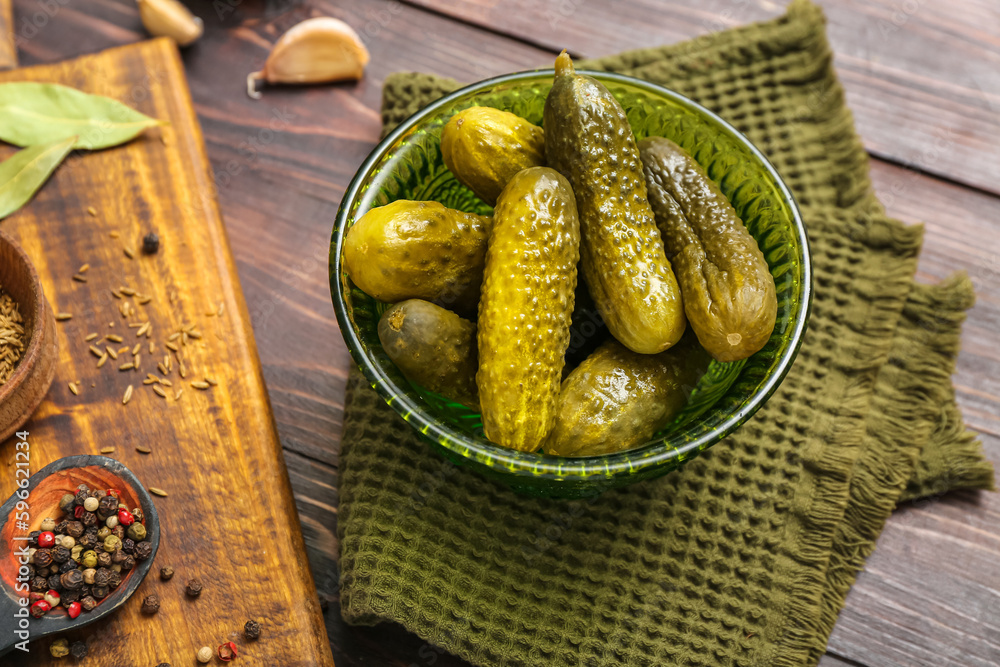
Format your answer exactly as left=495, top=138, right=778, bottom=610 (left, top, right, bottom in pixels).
left=81, top=511, right=98, bottom=527
left=28, top=530, right=40, bottom=547
left=80, top=596, right=97, bottom=612
left=61, top=588, right=81, bottom=604
left=244, top=619, right=261, bottom=640
left=142, top=232, right=160, bottom=254
left=112, top=549, right=127, bottom=565
left=122, top=538, right=136, bottom=554
left=159, top=566, right=174, bottom=581
left=134, top=541, right=153, bottom=561
left=107, top=570, right=122, bottom=590
left=96, top=551, right=112, bottom=568
left=79, top=584, right=92, bottom=598
left=141, top=593, right=160, bottom=614
left=59, top=559, right=78, bottom=574
left=59, top=494, right=76, bottom=514
left=55, top=520, right=70, bottom=535
left=66, top=521, right=85, bottom=538
left=51, top=546, right=71, bottom=564
left=78, top=533, right=96, bottom=549
left=47, top=574, right=62, bottom=591
left=34, top=549, right=53, bottom=569
left=185, top=579, right=203, bottom=598
left=93, top=568, right=111, bottom=588
left=25, top=564, right=35, bottom=579
left=98, top=495, right=118, bottom=519
left=74, top=488, right=90, bottom=506
left=60, top=569, right=84, bottom=591
left=30, top=576, right=48, bottom=592
left=121, top=555, right=136, bottom=572
left=70, top=641, right=88, bottom=659
left=92, top=585, right=109, bottom=599
left=131, top=507, right=144, bottom=523
left=111, top=525, right=125, bottom=540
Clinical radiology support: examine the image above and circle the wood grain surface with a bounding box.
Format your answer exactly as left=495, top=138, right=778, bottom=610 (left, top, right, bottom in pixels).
left=3, top=1, right=999, bottom=666
left=0, top=39, right=333, bottom=666
left=0, top=0, right=14, bottom=68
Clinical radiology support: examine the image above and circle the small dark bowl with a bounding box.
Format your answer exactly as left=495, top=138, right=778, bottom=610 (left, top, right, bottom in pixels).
left=0, top=455, right=160, bottom=655
left=0, top=229, right=58, bottom=443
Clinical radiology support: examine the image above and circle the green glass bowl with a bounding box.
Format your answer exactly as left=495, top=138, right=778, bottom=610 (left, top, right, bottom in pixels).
left=330, top=69, right=811, bottom=498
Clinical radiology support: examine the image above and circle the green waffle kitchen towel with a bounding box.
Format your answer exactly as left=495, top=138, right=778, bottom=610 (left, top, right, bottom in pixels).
left=337, top=2, right=994, bottom=665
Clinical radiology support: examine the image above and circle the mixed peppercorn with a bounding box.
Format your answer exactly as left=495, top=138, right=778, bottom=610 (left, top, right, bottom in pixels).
left=26, top=483, right=151, bottom=619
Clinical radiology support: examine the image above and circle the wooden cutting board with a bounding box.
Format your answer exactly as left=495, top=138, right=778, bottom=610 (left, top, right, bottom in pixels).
left=0, top=0, right=13, bottom=69
left=0, top=39, right=335, bottom=665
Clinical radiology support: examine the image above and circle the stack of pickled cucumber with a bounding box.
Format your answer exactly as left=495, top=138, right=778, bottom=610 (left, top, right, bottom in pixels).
left=344, top=53, right=777, bottom=457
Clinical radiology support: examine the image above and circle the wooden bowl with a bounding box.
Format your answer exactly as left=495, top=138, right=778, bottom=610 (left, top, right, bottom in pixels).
left=0, top=456, right=161, bottom=655
left=0, top=230, right=57, bottom=443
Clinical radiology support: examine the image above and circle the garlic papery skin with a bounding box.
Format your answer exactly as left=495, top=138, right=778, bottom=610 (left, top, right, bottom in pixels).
left=137, top=0, right=204, bottom=47
left=247, top=17, right=370, bottom=99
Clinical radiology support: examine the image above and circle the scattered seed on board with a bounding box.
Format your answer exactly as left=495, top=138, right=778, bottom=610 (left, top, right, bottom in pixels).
left=157, top=362, right=168, bottom=376
left=119, top=346, right=129, bottom=355
left=109, top=231, right=120, bottom=239
left=191, top=381, right=210, bottom=390
left=152, top=385, right=168, bottom=399
left=148, top=342, right=155, bottom=354
left=136, top=322, right=151, bottom=337
left=119, top=362, right=134, bottom=371
left=89, top=345, right=103, bottom=358
left=168, top=332, right=180, bottom=342
left=68, top=382, right=79, bottom=396
left=217, top=301, right=225, bottom=316
left=85, top=333, right=98, bottom=342
left=107, top=334, right=123, bottom=343
left=159, top=378, right=172, bottom=387
left=174, top=389, right=184, bottom=400
left=138, top=295, right=152, bottom=305
left=205, top=378, right=218, bottom=387
left=78, top=264, right=90, bottom=274
left=97, top=353, right=109, bottom=368
left=124, top=247, right=135, bottom=259
left=107, top=348, right=119, bottom=360
left=143, top=377, right=158, bottom=385
left=136, top=445, right=151, bottom=454
left=100, top=447, right=115, bottom=454
left=132, top=343, right=141, bottom=356
left=56, top=313, right=73, bottom=321
left=87, top=206, right=97, bottom=217
left=122, top=385, right=134, bottom=405
left=72, top=274, right=88, bottom=283
left=120, top=287, right=136, bottom=296
left=111, top=289, right=122, bottom=299
left=149, top=487, right=168, bottom=497
left=165, top=342, right=178, bottom=352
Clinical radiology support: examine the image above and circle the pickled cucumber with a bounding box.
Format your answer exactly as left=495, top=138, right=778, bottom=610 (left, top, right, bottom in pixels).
left=544, top=51, right=685, bottom=355
left=477, top=166, right=580, bottom=452
left=378, top=299, right=479, bottom=409
left=441, top=106, right=546, bottom=205
left=639, top=136, right=777, bottom=362
left=546, top=337, right=709, bottom=457
left=343, top=200, right=490, bottom=313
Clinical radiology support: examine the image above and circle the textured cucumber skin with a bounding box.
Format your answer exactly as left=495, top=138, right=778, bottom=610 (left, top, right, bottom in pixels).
left=639, top=136, right=777, bottom=362
left=546, top=337, right=708, bottom=457
left=378, top=299, right=479, bottom=409
left=543, top=53, right=685, bottom=355
left=441, top=106, right=546, bottom=206
left=343, top=200, right=490, bottom=314
left=477, top=166, right=580, bottom=452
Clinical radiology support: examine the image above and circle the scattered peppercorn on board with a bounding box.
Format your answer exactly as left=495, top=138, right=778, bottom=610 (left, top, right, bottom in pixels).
left=0, top=0, right=12, bottom=69
left=0, top=39, right=334, bottom=665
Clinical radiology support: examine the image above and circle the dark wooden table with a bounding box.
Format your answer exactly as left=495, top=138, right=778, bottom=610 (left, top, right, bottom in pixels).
left=5, top=1, right=1000, bottom=665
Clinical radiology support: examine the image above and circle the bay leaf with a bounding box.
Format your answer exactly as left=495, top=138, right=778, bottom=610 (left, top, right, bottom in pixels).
left=0, top=82, right=164, bottom=150
left=0, top=136, right=77, bottom=220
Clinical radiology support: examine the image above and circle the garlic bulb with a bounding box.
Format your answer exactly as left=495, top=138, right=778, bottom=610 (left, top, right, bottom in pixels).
left=137, top=0, right=204, bottom=47
left=247, top=17, right=370, bottom=99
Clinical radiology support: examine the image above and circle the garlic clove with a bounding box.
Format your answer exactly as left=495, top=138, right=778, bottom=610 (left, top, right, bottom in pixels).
left=247, top=17, right=370, bottom=99
left=137, top=0, right=204, bottom=47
